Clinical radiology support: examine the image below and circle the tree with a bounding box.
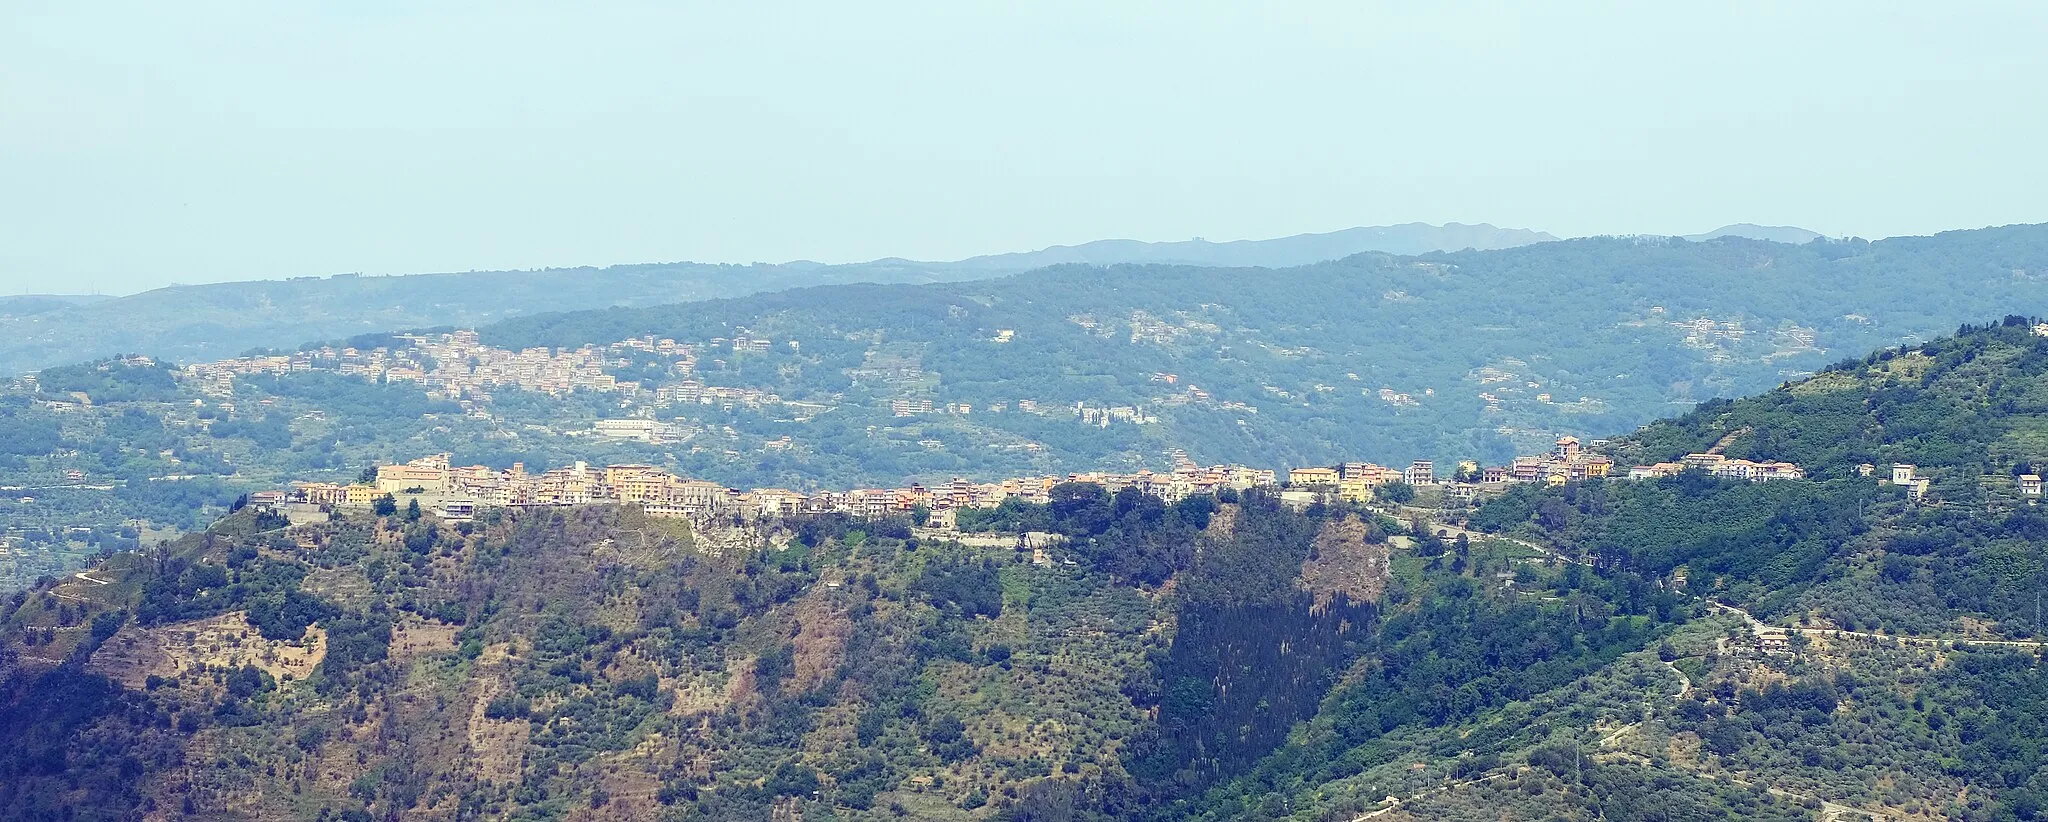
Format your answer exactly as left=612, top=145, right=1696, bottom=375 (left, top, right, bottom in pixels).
left=404, top=499, right=422, bottom=522
left=1453, top=461, right=1482, bottom=483
left=89, top=610, right=127, bottom=642
left=372, top=495, right=397, bottom=517
left=1378, top=481, right=1416, bottom=504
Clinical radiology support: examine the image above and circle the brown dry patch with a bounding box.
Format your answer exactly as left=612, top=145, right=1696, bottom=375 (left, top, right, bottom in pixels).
left=1299, top=515, right=1391, bottom=607
left=84, top=626, right=171, bottom=689
left=1955, top=615, right=2006, bottom=641
left=465, top=643, right=530, bottom=784
left=789, top=591, right=853, bottom=692
left=304, top=702, right=396, bottom=792
left=572, top=761, right=665, bottom=821
left=300, top=565, right=375, bottom=611
left=390, top=616, right=459, bottom=659
left=726, top=655, right=762, bottom=705
left=88, top=611, right=326, bottom=688
left=1206, top=503, right=1239, bottom=538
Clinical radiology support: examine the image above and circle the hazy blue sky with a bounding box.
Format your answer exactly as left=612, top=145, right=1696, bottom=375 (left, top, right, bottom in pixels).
left=4, top=2, right=2045, bottom=294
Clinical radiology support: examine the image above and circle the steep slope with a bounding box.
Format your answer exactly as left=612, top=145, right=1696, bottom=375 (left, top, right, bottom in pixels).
left=0, top=486, right=1392, bottom=820
left=16, top=322, right=2048, bottom=820
left=1267, top=317, right=2048, bottom=821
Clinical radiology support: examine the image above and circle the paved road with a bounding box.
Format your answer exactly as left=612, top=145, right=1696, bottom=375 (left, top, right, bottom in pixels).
left=1350, top=772, right=1508, bottom=821
left=1430, top=522, right=1584, bottom=566
left=1711, top=601, right=2048, bottom=649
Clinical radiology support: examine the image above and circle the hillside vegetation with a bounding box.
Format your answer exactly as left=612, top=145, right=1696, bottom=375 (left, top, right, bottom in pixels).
left=0, top=223, right=1552, bottom=377
left=5, top=226, right=2047, bottom=592
left=1, top=485, right=1396, bottom=820
left=16, top=321, right=2048, bottom=819
left=483, top=224, right=2048, bottom=467
left=0, top=260, right=975, bottom=379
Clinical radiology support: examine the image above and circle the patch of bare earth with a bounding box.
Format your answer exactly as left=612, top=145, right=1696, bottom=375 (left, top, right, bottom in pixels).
left=1299, top=515, right=1391, bottom=607
left=389, top=616, right=459, bottom=659
left=300, top=565, right=376, bottom=611
left=1207, top=503, right=1239, bottom=538
left=88, top=611, right=327, bottom=689
left=464, top=642, right=530, bottom=784
left=789, top=589, right=853, bottom=692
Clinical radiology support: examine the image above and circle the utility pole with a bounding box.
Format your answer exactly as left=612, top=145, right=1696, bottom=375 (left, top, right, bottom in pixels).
left=1572, top=736, right=1584, bottom=821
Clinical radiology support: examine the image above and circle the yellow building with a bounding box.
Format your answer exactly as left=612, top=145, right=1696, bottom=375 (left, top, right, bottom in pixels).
left=376, top=456, right=450, bottom=494
left=295, top=481, right=348, bottom=506
left=1338, top=476, right=1373, bottom=503
left=343, top=485, right=380, bottom=507
left=1288, top=467, right=1341, bottom=487
left=604, top=464, right=669, bottom=502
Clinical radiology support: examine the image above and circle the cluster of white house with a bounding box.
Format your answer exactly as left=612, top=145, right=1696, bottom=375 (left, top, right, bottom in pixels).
left=180, top=330, right=805, bottom=413
left=260, top=453, right=1283, bottom=527
left=1876, top=462, right=2042, bottom=502
left=250, top=436, right=1833, bottom=528
left=183, top=330, right=646, bottom=405
left=1279, top=437, right=1805, bottom=505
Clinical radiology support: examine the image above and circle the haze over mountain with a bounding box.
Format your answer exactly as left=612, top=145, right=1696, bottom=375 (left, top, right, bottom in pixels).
left=0, top=223, right=1551, bottom=377
left=481, top=222, right=2048, bottom=472
left=933, top=222, right=1557, bottom=271
left=9, top=4, right=2048, bottom=819
left=1682, top=223, right=1828, bottom=244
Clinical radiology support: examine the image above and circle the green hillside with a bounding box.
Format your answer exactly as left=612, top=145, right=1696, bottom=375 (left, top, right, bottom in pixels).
left=0, top=223, right=1552, bottom=378
left=5, top=226, right=2048, bottom=592
left=11, top=320, right=2048, bottom=819
left=0, top=260, right=981, bottom=379
left=481, top=225, right=2048, bottom=472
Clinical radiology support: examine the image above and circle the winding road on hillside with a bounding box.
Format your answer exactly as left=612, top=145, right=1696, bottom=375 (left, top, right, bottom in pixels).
left=1428, top=522, right=1584, bottom=566
left=1710, top=601, right=2048, bottom=650
left=1342, top=599, right=1988, bottom=821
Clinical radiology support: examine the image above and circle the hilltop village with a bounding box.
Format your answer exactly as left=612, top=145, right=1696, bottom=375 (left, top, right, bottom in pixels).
left=178, top=329, right=1161, bottom=431
left=181, top=330, right=793, bottom=414
left=256, top=436, right=1817, bottom=529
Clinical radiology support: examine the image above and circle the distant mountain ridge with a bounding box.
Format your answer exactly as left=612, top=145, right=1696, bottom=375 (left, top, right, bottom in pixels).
left=1682, top=223, right=1827, bottom=244
left=0, top=223, right=1554, bottom=376
left=474, top=223, right=2048, bottom=475
left=934, top=222, right=1558, bottom=270
left=0, top=294, right=113, bottom=317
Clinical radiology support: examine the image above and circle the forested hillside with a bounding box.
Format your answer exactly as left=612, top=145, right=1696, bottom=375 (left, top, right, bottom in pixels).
left=5, top=225, right=2047, bottom=591
left=13, top=321, right=2048, bottom=819
left=0, top=484, right=1392, bottom=820
left=483, top=223, right=2048, bottom=469
left=0, top=223, right=1550, bottom=377
left=0, top=260, right=973, bottom=378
